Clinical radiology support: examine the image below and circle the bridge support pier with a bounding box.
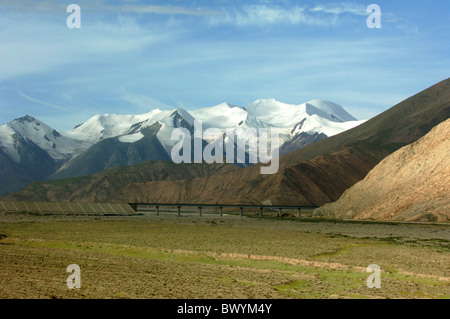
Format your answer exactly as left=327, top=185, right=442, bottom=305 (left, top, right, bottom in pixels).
left=177, top=206, right=181, bottom=217
left=219, top=206, right=223, bottom=217
left=259, top=207, right=263, bottom=217
left=240, top=207, right=243, bottom=217
left=199, top=206, right=202, bottom=217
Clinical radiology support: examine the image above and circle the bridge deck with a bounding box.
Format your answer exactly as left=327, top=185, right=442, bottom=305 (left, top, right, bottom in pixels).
left=129, top=203, right=319, bottom=218
left=129, top=203, right=318, bottom=209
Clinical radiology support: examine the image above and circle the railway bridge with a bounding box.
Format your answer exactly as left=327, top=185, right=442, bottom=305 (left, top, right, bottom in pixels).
left=129, top=203, right=319, bottom=218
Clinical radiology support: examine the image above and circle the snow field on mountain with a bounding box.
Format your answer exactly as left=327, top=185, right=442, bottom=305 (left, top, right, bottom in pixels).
left=0, top=98, right=364, bottom=165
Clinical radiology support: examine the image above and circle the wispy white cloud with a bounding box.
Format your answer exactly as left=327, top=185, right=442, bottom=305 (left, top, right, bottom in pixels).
left=0, top=12, right=158, bottom=80
left=210, top=5, right=328, bottom=27
left=116, top=4, right=223, bottom=16
left=1, top=0, right=447, bottom=130
left=309, top=2, right=368, bottom=15
left=209, top=2, right=371, bottom=27
left=121, top=89, right=174, bottom=111
left=18, top=91, right=75, bottom=113
left=0, top=0, right=223, bottom=16
left=0, top=0, right=67, bottom=12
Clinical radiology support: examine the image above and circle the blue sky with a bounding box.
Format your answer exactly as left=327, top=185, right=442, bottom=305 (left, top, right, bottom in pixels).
left=0, top=0, right=449, bottom=130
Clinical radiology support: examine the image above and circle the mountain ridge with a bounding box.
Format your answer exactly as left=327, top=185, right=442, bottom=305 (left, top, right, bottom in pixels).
left=3, top=78, right=449, bottom=207
left=0, top=98, right=363, bottom=196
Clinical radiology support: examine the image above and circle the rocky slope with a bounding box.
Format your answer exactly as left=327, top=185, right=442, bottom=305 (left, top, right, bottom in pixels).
left=314, top=119, right=450, bottom=222
left=2, top=161, right=239, bottom=203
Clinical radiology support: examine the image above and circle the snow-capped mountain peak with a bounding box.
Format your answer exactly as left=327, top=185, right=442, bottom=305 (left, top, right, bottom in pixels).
left=167, top=108, right=196, bottom=128
left=0, top=98, right=365, bottom=197
left=0, top=122, right=20, bottom=162
left=1, top=99, right=363, bottom=162
left=244, top=99, right=310, bottom=128
left=304, top=99, right=357, bottom=122
left=62, top=110, right=166, bottom=143
left=0, top=115, right=90, bottom=162
left=188, top=102, right=248, bottom=129
left=242, top=98, right=360, bottom=129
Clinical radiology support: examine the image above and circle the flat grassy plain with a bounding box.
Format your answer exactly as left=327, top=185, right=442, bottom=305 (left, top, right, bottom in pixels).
left=0, top=213, right=449, bottom=299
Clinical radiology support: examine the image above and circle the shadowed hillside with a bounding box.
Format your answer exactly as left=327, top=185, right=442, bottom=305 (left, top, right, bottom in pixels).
left=2, top=161, right=239, bottom=203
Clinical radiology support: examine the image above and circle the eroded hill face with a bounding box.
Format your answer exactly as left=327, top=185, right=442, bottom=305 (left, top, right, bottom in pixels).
left=317, top=119, right=450, bottom=222
left=1, top=161, right=239, bottom=203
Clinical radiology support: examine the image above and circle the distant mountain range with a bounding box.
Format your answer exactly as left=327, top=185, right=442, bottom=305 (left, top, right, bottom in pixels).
left=3, top=78, right=449, bottom=210
left=0, top=99, right=364, bottom=196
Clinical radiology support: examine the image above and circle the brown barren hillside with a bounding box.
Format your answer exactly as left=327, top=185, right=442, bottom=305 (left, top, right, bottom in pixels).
left=3, top=78, right=450, bottom=205
left=1, top=161, right=239, bottom=203
left=315, top=119, right=450, bottom=222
